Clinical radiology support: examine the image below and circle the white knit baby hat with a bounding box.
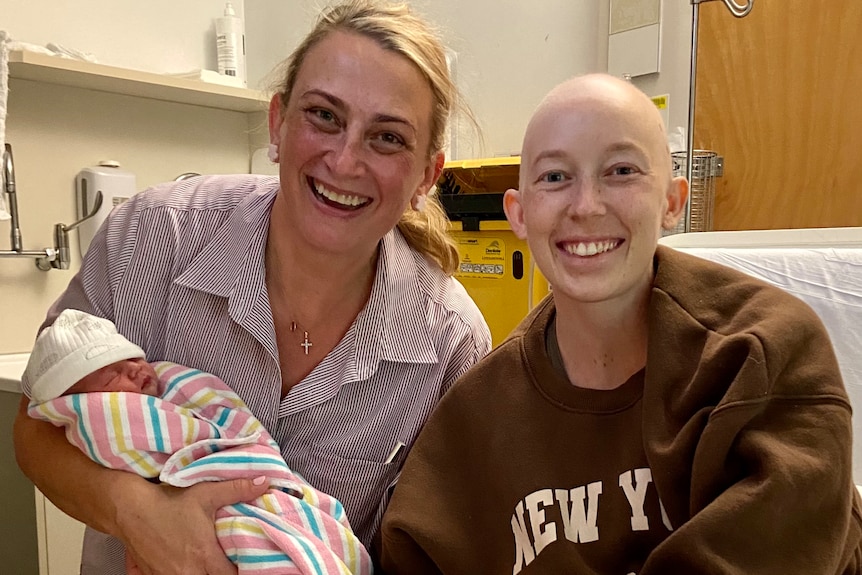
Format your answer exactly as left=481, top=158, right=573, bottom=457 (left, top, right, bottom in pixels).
left=22, top=309, right=145, bottom=402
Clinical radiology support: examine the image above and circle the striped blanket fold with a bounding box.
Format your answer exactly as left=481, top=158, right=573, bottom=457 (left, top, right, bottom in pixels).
left=28, top=361, right=373, bottom=575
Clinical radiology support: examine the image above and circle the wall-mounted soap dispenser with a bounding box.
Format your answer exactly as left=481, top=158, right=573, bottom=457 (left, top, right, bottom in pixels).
left=75, top=161, right=137, bottom=257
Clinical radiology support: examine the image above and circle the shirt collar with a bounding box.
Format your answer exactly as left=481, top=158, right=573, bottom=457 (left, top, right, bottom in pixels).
left=174, top=180, right=276, bottom=302
left=353, top=229, right=439, bottom=377
left=176, top=185, right=438, bottom=373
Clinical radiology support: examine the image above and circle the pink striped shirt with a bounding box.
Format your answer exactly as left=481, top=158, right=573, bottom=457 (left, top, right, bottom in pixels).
left=42, top=174, right=491, bottom=573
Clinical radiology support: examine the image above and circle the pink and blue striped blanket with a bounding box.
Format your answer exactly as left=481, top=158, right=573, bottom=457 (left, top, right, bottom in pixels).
left=28, top=361, right=373, bottom=575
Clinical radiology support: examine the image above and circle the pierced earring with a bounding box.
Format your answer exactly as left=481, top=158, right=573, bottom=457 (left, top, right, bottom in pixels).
left=267, top=143, right=279, bottom=163
left=412, top=194, right=427, bottom=212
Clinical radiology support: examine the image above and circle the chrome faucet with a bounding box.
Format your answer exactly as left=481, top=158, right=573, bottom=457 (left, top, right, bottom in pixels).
left=3, top=143, right=22, bottom=252
left=49, top=191, right=103, bottom=269
left=0, top=143, right=102, bottom=270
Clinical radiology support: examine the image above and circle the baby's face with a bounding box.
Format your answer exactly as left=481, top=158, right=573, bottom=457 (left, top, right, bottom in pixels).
left=66, top=358, right=159, bottom=396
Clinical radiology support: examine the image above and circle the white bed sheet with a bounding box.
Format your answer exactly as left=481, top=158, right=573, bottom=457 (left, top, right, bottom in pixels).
left=660, top=229, right=862, bottom=482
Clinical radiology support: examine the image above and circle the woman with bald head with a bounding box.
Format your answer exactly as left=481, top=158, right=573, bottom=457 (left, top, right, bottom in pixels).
left=377, top=74, right=862, bottom=574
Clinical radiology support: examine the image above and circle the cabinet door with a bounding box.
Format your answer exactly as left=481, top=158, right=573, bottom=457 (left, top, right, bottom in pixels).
left=695, top=0, right=862, bottom=230
left=35, top=490, right=85, bottom=575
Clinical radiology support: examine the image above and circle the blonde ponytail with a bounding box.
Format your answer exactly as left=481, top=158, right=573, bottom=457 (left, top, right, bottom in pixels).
left=397, top=192, right=459, bottom=275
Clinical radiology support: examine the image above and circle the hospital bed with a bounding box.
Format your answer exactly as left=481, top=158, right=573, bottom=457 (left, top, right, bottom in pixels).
left=659, top=227, right=862, bottom=484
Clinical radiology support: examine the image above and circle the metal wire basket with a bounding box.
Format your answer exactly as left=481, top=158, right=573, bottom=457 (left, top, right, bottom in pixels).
left=665, top=150, right=720, bottom=235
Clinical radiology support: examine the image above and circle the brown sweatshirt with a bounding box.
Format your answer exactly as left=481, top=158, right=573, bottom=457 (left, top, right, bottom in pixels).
left=378, top=246, right=862, bottom=574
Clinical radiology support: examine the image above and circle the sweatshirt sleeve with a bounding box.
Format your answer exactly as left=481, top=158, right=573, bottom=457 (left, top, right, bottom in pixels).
left=374, top=410, right=451, bottom=575
left=643, top=402, right=862, bottom=574
left=643, top=288, right=862, bottom=574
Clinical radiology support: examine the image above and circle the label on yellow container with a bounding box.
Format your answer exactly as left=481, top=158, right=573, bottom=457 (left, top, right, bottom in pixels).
left=456, top=236, right=506, bottom=278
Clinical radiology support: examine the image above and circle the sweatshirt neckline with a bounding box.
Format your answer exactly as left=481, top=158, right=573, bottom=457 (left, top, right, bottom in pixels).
left=522, top=301, right=645, bottom=414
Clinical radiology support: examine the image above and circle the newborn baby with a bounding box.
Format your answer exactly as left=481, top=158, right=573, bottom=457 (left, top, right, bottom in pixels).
left=22, top=309, right=372, bottom=575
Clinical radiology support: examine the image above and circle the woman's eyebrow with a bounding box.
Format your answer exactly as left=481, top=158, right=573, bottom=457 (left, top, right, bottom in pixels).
left=301, top=89, right=415, bottom=132
left=373, top=114, right=416, bottom=133
left=605, top=141, right=649, bottom=158
left=529, top=149, right=568, bottom=167
left=301, top=89, right=345, bottom=110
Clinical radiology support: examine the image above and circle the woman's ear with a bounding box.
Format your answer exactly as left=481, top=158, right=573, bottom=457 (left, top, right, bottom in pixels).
left=268, top=93, right=284, bottom=147
left=412, top=151, right=445, bottom=211
left=420, top=150, right=446, bottom=192
left=503, top=188, right=528, bottom=240
left=662, top=176, right=689, bottom=230
left=411, top=193, right=427, bottom=212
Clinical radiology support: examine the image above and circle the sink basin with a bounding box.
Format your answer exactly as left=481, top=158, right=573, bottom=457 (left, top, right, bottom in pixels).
left=0, top=353, right=29, bottom=394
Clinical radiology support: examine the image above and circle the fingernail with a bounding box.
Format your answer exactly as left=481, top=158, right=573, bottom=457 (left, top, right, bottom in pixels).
left=253, top=476, right=267, bottom=486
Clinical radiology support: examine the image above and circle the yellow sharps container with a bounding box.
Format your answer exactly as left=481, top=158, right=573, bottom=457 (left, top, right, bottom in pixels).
left=439, top=157, right=550, bottom=347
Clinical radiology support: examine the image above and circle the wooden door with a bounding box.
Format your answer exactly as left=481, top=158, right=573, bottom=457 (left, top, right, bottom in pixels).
left=694, top=0, right=862, bottom=230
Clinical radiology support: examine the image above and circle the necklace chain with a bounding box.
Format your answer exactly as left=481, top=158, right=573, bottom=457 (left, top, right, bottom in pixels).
left=290, top=321, right=313, bottom=355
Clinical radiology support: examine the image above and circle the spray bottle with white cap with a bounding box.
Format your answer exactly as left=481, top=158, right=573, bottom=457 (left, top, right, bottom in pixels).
left=215, top=1, right=246, bottom=86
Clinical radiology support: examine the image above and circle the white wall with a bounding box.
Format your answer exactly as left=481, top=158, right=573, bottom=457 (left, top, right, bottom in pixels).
left=419, top=0, right=607, bottom=158
left=1, top=0, right=245, bottom=76
left=245, top=1, right=314, bottom=93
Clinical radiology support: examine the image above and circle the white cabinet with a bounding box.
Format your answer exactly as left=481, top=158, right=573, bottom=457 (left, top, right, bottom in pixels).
left=34, top=491, right=86, bottom=575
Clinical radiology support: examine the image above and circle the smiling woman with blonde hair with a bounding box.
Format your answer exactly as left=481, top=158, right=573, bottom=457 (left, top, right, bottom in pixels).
left=14, top=2, right=491, bottom=573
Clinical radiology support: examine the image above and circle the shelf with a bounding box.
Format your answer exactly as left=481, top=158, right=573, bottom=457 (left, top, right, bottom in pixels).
left=8, top=50, right=270, bottom=113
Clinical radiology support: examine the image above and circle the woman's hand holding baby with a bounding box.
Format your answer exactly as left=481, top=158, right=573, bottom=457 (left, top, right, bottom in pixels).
left=117, top=476, right=270, bottom=575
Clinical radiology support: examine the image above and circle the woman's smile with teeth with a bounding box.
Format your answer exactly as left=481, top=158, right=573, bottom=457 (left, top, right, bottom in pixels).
left=313, top=180, right=370, bottom=208
left=564, top=239, right=620, bottom=257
